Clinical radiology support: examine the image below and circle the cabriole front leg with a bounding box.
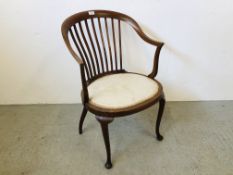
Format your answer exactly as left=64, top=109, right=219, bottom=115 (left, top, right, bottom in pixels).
left=96, top=116, right=114, bottom=169
left=79, top=107, right=87, bottom=134
left=155, top=94, right=166, bottom=141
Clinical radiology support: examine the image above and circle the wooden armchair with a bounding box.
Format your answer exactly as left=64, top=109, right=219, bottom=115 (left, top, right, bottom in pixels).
left=61, top=10, right=165, bottom=169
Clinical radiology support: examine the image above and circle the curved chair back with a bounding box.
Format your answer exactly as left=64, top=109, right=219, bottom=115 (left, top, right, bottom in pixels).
left=62, top=10, right=164, bottom=103
left=61, top=10, right=158, bottom=82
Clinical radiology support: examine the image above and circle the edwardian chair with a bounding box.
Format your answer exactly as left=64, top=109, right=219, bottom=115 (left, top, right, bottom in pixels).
left=61, top=10, right=165, bottom=169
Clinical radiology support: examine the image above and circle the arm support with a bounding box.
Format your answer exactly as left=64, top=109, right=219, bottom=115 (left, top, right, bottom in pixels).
left=61, top=27, right=89, bottom=103
left=148, top=43, right=164, bottom=78
left=135, top=30, right=164, bottom=78
left=128, top=19, right=164, bottom=78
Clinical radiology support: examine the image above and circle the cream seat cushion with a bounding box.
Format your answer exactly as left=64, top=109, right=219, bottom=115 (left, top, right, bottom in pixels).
left=88, top=73, right=159, bottom=109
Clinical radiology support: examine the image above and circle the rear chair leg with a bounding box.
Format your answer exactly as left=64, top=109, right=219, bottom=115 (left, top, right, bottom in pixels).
left=156, top=95, right=166, bottom=141
left=79, top=107, right=87, bottom=134
left=96, top=116, right=114, bottom=169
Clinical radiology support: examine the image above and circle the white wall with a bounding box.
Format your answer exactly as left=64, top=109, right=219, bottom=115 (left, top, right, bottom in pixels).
left=1, top=0, right=233, bottom=104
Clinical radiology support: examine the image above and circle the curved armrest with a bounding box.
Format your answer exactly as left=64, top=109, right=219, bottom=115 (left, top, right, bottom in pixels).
left=148, top=43, right=164, bottom=78
left=126, top=18, right=164, bottom=78
left=62, top=26, right=89, bottom=103
left=136, top=30, right=164, bottom=78
left=135, top=28, right=164, bottom=78
left=135, top=28, right=164, bottom=47
left=62, top=35, right=83, bottom=65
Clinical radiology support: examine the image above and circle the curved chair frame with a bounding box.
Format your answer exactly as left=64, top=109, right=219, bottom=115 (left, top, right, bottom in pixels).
left=61, top=10, right=165, bottom=169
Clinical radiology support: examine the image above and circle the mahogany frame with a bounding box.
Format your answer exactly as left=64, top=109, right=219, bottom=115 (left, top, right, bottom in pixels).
left=61, top=10, right=165, bottom=169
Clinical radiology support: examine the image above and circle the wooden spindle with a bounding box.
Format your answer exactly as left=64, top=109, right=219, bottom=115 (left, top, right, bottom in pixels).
left=69, top=28, right=91, bottom=79
left=91, top=18, right=104, bottom=73
left=74, top=25, right=93, bottom=77
left=78, top=22, right=97, bottom=76
left=98, top=17, right=109, bottom=72
left=105, top=17, right=113, bottom=71
left=84, top=19, right=100, bottom=74
left=118, top=20, right=122, bottom=69
left=111, top=18, right=118, bottom=70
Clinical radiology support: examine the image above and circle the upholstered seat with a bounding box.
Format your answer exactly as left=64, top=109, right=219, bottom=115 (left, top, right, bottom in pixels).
left=88, top=73, right=160, bottom=109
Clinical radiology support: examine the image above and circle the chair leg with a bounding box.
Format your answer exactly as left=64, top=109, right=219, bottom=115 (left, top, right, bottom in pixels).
left=155, top=95, right=166, bottom=141
left=96, top=116, right=114, bottom=169
left=79, top=107, right=87, bottom=134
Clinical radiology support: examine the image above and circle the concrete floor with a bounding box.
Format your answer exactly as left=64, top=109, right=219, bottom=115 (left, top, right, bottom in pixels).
left=0, top=102, right=233, bottom=175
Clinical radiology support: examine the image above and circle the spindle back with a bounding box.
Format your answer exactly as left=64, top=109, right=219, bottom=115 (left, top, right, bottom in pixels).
left=62, top=10, right=149, bottom=82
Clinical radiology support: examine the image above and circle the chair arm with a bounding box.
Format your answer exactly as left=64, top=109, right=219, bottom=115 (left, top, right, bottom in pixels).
left=137, top=31, right=164, bottom=78
left=148, top=43, right=164, bottom=78
left=129, top=22, right=164, bottom=78
left=62, top=29, right=89, bottom=103
left=63, top=42, right=84, bottom=65
left=136, top=30, right=164, bottom=78
left=136, top=31, right=164, bottom=78
left=65, top=44, right=89, bottom=104
left=61, top=27, right=84, bottom=65
left=135, top=29, right=164, bottom=47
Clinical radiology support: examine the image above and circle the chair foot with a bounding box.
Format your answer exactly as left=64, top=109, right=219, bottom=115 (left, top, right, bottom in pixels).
left=155, top=94, right=166, bottom=141
left=79, top=107, right=87, bottom=134
left=105, top=161, right=113, bottom=169
left=156, top=134, right=163, bottom=141
left=96, top=116, right=114, bottom=169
